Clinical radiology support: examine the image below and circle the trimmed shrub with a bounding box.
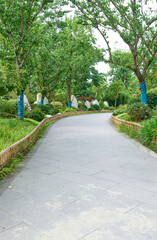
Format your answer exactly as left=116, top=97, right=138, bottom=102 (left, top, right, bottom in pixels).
left=49, top=108, right=60, bottom=115
left=147, top=94, right=157, bottom=109
left=34, top=104, right=54, bottom=114
left=92, top=104, right=100, bottom=110
left=51, top=101, right=63, bottom=109
left=113, top=109, right=126, bottom=116
left=99, top=102, right=105, bottom=109
left=25, top=108, right=45, bottom=122
left=127, top=103, right=151, bottom=122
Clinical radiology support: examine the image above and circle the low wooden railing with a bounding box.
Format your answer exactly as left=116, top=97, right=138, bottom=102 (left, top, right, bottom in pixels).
left=0, top=110, right=112, bottom=169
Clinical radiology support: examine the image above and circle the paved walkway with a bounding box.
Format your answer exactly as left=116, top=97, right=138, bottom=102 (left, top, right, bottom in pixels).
left=0, top=113, right=157, bottom=240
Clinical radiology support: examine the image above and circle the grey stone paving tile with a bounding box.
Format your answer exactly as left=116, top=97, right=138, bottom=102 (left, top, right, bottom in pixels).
left=43, top=219, right=97, bottom=240
left=26, top=163, right=60, bottom=175
left=106, top=184, right=155, bottom=204
left=0, top=196, right=75, bottom=234
left=62, top=190, right=140, bottom=218
left=0, top=209, right=22, bottom=232
left=0, top=223, right=47, bottom=240
left=81, top=218, right=157, bottom=240
left=0, top=188, right=23, bottom=205
left=92, top=170, right=157, bottom=193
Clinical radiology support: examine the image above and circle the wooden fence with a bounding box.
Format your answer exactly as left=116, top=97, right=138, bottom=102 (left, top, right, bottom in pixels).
left=0, top=111, right=112, bottom=170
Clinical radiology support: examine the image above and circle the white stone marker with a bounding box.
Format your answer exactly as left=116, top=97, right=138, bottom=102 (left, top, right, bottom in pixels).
left=91, top=99, right=99, bottom=105
left=44, top=97, right=48, bottom=105
left=104, top=101, right=109, bottom=107
left=24, top=95, right=31, bottom=111
left=34, top=93, right=42, bottom=104
left=85, top=101, right=91, bottom=109
left=71, top=95, right=78, bottom=108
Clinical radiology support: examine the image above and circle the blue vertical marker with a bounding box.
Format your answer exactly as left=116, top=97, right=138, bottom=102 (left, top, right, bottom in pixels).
left=18, top=90, right=24, bottom=119
left=68, top=101, right=72, bottom=108
left=40, top=98, right=44, bottom=104
left=139, top=81, right=147, bottom=104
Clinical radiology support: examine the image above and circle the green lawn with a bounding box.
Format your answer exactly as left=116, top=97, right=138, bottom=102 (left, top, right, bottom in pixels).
left=0, top=118, right=39, bottom=152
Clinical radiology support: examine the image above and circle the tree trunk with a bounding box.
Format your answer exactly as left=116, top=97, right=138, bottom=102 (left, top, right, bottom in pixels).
left=68, top=83, right=72, bottom=108
left=139, top=81, right=147, bottom=104
left=18, top=90, right=24, bottom=120
left=115, top=98, right=117, bottom=107
left=135, top=70, right=147, bottom=104
left=40, top=97, right=44, bottom=104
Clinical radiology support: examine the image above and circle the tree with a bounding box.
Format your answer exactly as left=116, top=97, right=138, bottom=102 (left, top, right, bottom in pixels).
left=30, top=25, right=61, bottom=104
left=53, top=18, right=102, bottom=107
left=0, top=0, right=66, bottom=118
left=107, top=80, right=124, bottom=107
left=70, top=0, right=157, bottom=104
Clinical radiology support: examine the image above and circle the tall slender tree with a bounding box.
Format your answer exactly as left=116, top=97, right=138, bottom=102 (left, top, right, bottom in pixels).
left=70, top=0, right=157, bottom=104
left=53, top=18, right=102, bottom=107
left=0, top=0, right=66, bottom=118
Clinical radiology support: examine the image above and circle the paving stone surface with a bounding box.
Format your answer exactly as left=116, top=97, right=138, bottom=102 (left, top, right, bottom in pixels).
left=0, top=113, right=157, bottom=239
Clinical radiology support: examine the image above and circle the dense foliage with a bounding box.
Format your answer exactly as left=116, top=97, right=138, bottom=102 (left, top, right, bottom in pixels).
left=127, top=103, right=151, bottom=122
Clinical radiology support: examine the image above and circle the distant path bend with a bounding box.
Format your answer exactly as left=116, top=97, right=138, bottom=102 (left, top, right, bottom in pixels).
left=0, top=113, right=157, bottom=240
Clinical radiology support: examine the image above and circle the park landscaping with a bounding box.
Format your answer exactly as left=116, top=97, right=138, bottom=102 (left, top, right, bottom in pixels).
left=113, top=103, right=157, bottom=152
left=0, top=1, right=156, bottom=170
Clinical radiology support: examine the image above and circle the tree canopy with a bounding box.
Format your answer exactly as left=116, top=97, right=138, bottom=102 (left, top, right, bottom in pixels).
left=70, top=0, right=157, bottom=85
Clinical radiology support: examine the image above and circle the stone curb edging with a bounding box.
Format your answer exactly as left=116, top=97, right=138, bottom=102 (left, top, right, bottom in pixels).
left=112, top=114, right=157, bottom=143
left=0, top=110, right=112, bottom=170
left=111, top=114, right=143, bottom=131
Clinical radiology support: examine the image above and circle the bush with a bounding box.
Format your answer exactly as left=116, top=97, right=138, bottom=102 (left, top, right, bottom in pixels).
left=64, top=108, right=77, bottom=113
left=99, top=102, right=105, bottom=109
left=127, top=103, right=151, bottom=122
left=34, top=104, right=54, bottom=114
left=25, top=108, right=45, bottom=122
left=147, top=94, right=157, bottom=109
left=113, top=109, right=126, bottom=116
left=140, top=117, right=157, bottom=146
left=92, top=104, right=100, bottom=110
left=128, top=97, right=141, bottom=104
left=49, top=108, right=60, bottom=115
left=51, top=101, right=63, bottom=109
left=0, top=100, right=18, bottom=115
left=78, top=102, right=83, bottom=108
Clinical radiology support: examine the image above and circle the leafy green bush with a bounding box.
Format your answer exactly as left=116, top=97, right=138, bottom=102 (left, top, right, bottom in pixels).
left=127, top=103, right=151, bottom=122
left=140, top=118, right=157, bottom=145
left=78, top=102, right=83, bottom=108
left=25, top=108, right=45, bottom=121
left=51, top=101, right=63, bottom=108
left=91, top=104, right=100, bottom=110
left=64, top=107, right=77, bottom=113
left=34, top=104, right=54, bottom=114
left=99, top=102, right=105, bottom=109
left=49, top=108, right=60, bottom=115
left=113, top=109, right=126, bottom=116
left=152, top=108, right=157, bottom=118
left=128, top=97, right=141, bottom=104
left=0, top=100, right=18, bottom=115
left=147, top=94, right=157, bottom=109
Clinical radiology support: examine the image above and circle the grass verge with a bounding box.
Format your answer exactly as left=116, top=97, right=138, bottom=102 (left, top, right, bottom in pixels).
left=118, top=123, right=157, bottom=153
left=0, top=118, right=39, bottom=152
left=0, top=120, right=56, bottom=180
